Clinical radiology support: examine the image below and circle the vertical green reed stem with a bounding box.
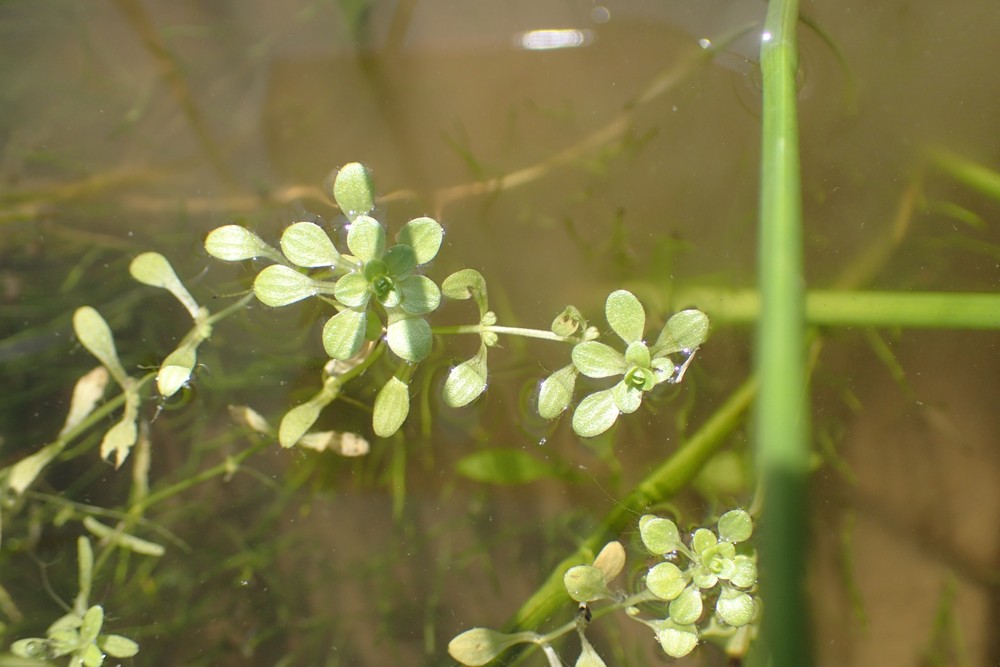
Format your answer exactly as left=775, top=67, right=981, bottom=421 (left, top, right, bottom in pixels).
left=757, top=0, right=811, bottom=665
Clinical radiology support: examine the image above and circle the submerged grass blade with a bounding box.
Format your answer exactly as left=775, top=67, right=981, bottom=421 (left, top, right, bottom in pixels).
left=757, top=1, right=811, bottom=665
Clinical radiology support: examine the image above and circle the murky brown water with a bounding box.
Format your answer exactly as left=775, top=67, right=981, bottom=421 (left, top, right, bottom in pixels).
left=2, top=1, right=999, bottom=665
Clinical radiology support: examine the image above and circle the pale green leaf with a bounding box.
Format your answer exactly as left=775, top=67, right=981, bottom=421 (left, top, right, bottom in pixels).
left=398, top=274, right=441, bottom=315
left=129, top=252, right=200, bottom=319
left=60, top=366, right=109, bottom=437
left=333, top=272, right=371, bottom=308
left=716, top=589, right=755, bottom=627
left=10, top=638, right=49, bottom=659
left=669, top=586, right=703, bottom=625
left=592, top=541, right=626, bottom=582
left=563, top=565, right=609, bottom=602
left=99, top=634, right=139, bottom=658
left=396, top=216, right=443, bottom=265
left=731, top=555, right=758, bottom=589
left=346, top=215, right=385, bottom=261
left=537, top=364, right=577, bottom=419
left=373, top=376, right=410, bottom=437
left=323, top=309, right=367, bottom=360
left=718, top=509, right=753, bottom=543
left=278, top=401, right=323, bottom=448
left=639, top=515, right=681, bottom=554
left=571, top=341, right=627, bottom=378
left=100, top=416, right=137, bottom=469
left=448, top=628, right=536, bottom=666
left=253, top=265, right=316, bottom=307
left=72, top=307, right=128, bottom=384
left=386, top=314, right=432, bottom=362
left=81, top=641, right=104, bottom=667
left=443, top=345, right=488, bottom=408
left=157, top=346, right=196, bottom=398
left=572, top=389, right=620, bottom=437
left=653, top=309, right=710, bottom=355
left=382, top=243, right=417, bottom=278
left=79, top=606, right=103, bottom=643
left=204, top=224, right=274, bottom=261
left=456, top=448, right=568, bottom=485
left=441, top=268, right=488, bottom=316
left=646, top=562, right=687, bottom=601
left=333, top=162, right=375, bottom=220
left=280, top=222, right=340, bottom=267
left=6, top=442, right=64, bottom=495
left=611, top=380, right=643, bottom=414
left=656, top=626, right=699, bottom=658
left=605, top=290, right=645, bottom=343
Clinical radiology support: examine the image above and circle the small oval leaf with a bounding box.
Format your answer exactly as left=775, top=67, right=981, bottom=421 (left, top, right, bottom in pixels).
left=443, top=345, right=488, bottom=408
left=396, top=216, right=443, bottom=265
left=537, top=364, right=577, bottom=419
left=333, top=162, right=375, bottom=220
left=253, top=265, right=316, bottom=307
left=204, top=224, right=273, bottom=261
left=605, top=290, right=645, bottom=343
left=373, top=376, right=410, bottom=437
left=280, top=222, right=340, bottom=267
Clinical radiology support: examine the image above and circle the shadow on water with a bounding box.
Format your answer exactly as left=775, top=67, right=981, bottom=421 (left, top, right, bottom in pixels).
left=1, top=1, right=999, bottom=665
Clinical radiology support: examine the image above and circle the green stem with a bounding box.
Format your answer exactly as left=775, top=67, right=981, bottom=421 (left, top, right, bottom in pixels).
left=672, top=288, right=1000, bottom=329
left=757, top=0, right=811, bottom=665
left=500, top=378, right=757, bottom=663
left=432, top=324, right=581, bottom=343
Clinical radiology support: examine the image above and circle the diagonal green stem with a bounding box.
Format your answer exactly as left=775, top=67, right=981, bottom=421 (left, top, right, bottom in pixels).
left=499, top=378, right=757, bottom=663
left=757, top=0, right=812, bottom=665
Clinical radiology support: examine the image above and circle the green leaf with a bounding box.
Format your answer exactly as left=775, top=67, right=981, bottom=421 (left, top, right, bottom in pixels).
left=639, top=515, right=682, bottom=554
left=100, top=416, right=137, bottom=469
left=646, top=562, right=687, bottom=601
left=79, top=606, right=103, bottom=644
left=456, top=448, right=568, bottom=485
left=278, top=401, right=323, bottom=448
left=623, top=341, right=650, bottom=368
left=204, top=224, right=273, bottom=261
left=716, top=589, right=755, bottom=627
left=655, top=625, right=699, bottom=658
left=386, top=314, right=432, bottom=362
left=373, top=376, right=410, bottom=437
left=537, top=364, right=577, bottom=419
left=333, top=162, right=375, bottom=220
left=333, top=272, right=371, bottom=308
left=443, top=344, right=488, bottom=408
left=253, top=265, right=316, bottom=307
left=322, top=309, right=367, bottom=360
left=10, top=638, right=49, bottom=659
left=129, top=252, right=200, bottom=319
left=730, top=555, right=758, bottom=589
left=448, top=628, right=536, bottom=666
left=575, top=636, right=608, bottom=667
left=346, top=215, right=385, bottom=262
left=611, top=380, right=643, bottom=414
left=396, top=216, right=443, bottom=265
left=7, top=441, right=65, bottom=496
left=605, top=290, right=645, bottom=343
left=398, top=274, right=441, bottom=315
left=157, top=346, right=196, bottom=398
left=551, top=305, right=586, bottom=337
left=668, top=586, right=704, bottom=625
left=99, top=634, right=139, bottom=658
left=572, top=388, right=620, bottom=437
left=571, top=341, right=627, bottom=378
left=653, top=309, right=710, bottom=355
left=692, top=528, right=717, bottom=554
left=718, top=509, right=753, bottom=543
left=280, top=222, right=340, bottom=267
left=650, top=356, right=676, bottom=384
left=563, top=565, right=609, bottom=602
left=81, top=642, right=104, bottom=667
left=383, top=243, right=417, bottom=278
left=72, top=307, right=129, bottom=385
left=441, top=268, right=488, bottom=316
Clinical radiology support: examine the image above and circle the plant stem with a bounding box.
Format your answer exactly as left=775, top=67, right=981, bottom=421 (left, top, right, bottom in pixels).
left=501, top=378, right=757, bottom=664
left=672, top=288, right=1000, bottom=329
left=757, top=0, right=811, bottom=665
left=432, top=324, right=580, bottom=343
